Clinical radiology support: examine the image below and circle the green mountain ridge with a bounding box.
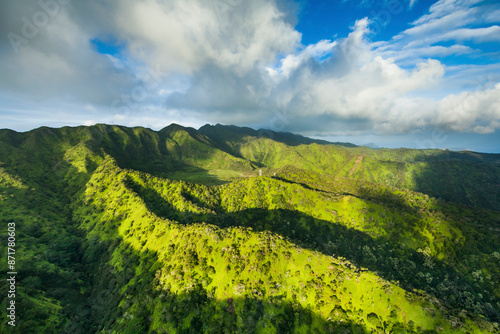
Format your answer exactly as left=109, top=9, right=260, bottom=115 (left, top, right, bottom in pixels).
left=0, top=123, right=499, bottom=333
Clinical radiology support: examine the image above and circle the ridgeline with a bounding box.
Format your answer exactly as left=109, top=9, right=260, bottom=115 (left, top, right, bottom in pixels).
left=0, top=123, right=499, bottom=333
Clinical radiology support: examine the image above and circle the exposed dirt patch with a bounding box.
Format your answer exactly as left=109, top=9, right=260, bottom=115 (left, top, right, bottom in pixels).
left=349, top=156, right=363, bottom=176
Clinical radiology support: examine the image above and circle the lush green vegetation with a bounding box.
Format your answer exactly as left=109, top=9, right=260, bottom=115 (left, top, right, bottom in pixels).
left=0, top=124, right=498, bottom=333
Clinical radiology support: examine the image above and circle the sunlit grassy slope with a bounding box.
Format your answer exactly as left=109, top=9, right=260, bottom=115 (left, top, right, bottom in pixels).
left=0, top=123, right=499, bottom=333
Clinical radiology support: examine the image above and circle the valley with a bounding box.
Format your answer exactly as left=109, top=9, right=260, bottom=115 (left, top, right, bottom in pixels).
left=0, top=123, right=499, bottom=333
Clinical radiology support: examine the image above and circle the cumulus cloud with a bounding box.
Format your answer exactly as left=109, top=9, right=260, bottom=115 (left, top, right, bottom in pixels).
left=136, top=6, right=500, bottom=136
left=0, top=0, right=499, bottom=139
left=435, top=83, right=500, bottom=133
left=0, top=0, right=300, bottom=118
left=267, top=39, right=337, bottom=78
left=167, top=14, right=500, bottom=135
left=109, top=0, right=301, bottom=75
left=263, top=19, right=449, bottom=134
left=0, top=1, right=139, bottom=108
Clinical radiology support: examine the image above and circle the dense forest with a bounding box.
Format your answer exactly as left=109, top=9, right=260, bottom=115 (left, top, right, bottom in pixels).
left=0, top=123, right=499, bottom=333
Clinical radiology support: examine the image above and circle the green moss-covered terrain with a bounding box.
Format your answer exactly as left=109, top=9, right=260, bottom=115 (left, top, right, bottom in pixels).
left=0, top=123, right=499, bottom=333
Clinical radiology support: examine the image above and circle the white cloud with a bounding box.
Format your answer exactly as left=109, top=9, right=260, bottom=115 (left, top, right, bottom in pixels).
left=267, top=39, right=337, bottom=78
left=112, top=0, right=300, bottom=75
left=0, top=0, right=300, bottom=116
left=411, top=0, right=483, bottom=26
left=484, top=8, right=500, bottom=23
left=376, top=45, right=476, bottom=66
left=263, top=22, right=447, bottom=132
left=435, top=83, right=500, bottom=133
left=441, top=26, right=500, bottom=42
left=162, top=11, right=500, bottom=135
left=371, top=0, right=500, bottom=68
left=0, top=2, right=138, bottom=107
left=0, top=0, right=499, bottom=140
left=393, top=0, right=500, bottom=45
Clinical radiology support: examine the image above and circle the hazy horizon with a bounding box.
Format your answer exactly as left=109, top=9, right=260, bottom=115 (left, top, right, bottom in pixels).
left=3, top=121, right=500, bottom=154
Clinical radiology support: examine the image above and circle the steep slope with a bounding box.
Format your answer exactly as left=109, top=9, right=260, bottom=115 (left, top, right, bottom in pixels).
left=159, top=123, right=255, bottom=176
left=198, top=123, right=351, bottom=152
left=124, top=167, right=500, bottom=322
left=72, top=158, right=497, bottom=332
left=199, top=125, right=500, bottom=210
left=0, top=123, right=499, bottom=333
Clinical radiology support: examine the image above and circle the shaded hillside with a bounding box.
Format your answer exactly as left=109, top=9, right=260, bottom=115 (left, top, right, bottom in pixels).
left=2, top=123, right=497, bottom=209
left=0, top=123, right=499, bottom=333
left=198, top=126, right=500, bottom=210
left=198, top=123, right=355, bottom=154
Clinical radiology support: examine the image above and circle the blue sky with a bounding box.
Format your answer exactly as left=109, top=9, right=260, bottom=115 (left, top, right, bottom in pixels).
left=297, top=0, right=428, bottom=44
left=1, top=0, right=500, bottom=152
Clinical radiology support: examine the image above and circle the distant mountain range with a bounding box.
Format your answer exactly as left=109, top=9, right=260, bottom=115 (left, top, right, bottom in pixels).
left=0, top=123, right=499, bottom=333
